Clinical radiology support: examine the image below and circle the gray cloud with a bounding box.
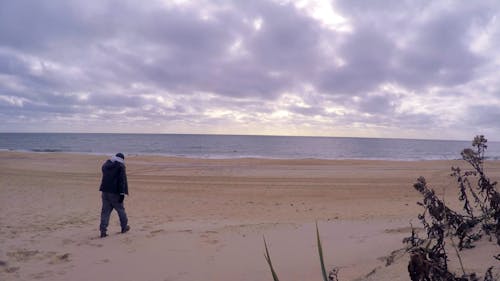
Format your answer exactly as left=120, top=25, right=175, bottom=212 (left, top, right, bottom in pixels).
left=467, top=105, right=500, bottom=129
left=356, top=94, right=396, bottom=115
left=0, top=0, right=499, bottom=139
left=394, top=7, right=486, bottom=88
left=318, top=26, right=394, bottom=94
left=320, top=0, right=489, bottom=94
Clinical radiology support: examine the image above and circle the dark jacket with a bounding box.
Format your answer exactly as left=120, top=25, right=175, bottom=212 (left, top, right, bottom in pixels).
left=99, top=159, right=129, bottom=195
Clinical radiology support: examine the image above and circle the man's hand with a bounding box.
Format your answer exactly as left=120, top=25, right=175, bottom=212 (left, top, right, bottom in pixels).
left=119, top=194, right=125, bottom=203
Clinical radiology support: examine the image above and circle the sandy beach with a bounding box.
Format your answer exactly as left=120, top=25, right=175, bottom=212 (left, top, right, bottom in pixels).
left=1, top=151, right=499, bottom=281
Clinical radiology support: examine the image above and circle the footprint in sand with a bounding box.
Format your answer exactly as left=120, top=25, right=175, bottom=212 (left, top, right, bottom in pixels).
left=199, top=232, right=223, bottom=250
left=150, top=229, right=165, bottom=235
left=205, top=239, right=219, bottom=245
left=31, top=270, right=54, bottom=280
left=4, top=266, right=20, bottom=273
left=48, top=253, right=71, bottom=265
left=146, top=229, right=166, bottom=238
left=80, top=238, right=104, bottom=247
left=122, top=236, right=134, bottom=246
left=98, top=258, right=110, bottom=264
left=62, top=238, right=75, bottom=246
left=1, top=260, right=21, bottom=275
left=7, top=249, right=40, bottom=262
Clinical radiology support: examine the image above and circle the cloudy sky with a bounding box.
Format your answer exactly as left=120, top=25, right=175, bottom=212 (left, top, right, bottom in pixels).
left=0, top=0, right=499, bottom=140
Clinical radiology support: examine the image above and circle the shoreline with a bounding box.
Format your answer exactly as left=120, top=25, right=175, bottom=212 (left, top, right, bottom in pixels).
left=1, top=151, right=499, bottom=280
left=0, top=149, right=468, bottom=161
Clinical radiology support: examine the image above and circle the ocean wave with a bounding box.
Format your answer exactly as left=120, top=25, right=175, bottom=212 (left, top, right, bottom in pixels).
left=31, top=149, right=64, bottom=152
left=1, top=133, right=500, bottom=161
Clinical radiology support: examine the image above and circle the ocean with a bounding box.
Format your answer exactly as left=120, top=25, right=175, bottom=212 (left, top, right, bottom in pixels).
left=1, top=133, right=499, bottom=161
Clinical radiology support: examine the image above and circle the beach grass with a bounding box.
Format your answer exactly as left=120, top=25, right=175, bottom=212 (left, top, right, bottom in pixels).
left=264, top=222, right=332, bottom=281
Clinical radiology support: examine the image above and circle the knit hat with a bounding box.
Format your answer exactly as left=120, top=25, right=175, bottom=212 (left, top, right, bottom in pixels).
left=115, top=153, right=125, bottom=160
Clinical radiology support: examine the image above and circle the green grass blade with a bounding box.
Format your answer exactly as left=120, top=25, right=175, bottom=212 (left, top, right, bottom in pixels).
left=264, top=236, right=280, bottom=281
left=316, top=222, right=329, bottom=281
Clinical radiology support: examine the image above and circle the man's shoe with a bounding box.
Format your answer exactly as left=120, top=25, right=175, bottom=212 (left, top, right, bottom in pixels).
left=121, top=225, right=130, bottom=234
left=100, top=232, right=108, bottom=238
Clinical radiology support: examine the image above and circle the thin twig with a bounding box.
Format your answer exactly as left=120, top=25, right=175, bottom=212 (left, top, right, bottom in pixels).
left=449, top=235, right=466, bottom=276
left=442, top=192, right=466, bottom=277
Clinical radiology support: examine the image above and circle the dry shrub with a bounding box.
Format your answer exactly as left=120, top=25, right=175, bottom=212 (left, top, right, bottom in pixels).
left=405, top=135, right=500, bottom=281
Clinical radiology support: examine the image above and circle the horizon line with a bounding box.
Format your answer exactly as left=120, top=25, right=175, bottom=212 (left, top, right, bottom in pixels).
left=0, top=131, right=481, bottom=143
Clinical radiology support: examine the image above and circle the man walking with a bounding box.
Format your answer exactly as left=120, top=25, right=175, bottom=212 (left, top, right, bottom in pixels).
left=99, top=152, right=130, bottom=238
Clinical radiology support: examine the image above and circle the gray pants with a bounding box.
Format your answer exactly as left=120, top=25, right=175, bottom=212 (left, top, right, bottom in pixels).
left=100, top=192, right=128, bottom=233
